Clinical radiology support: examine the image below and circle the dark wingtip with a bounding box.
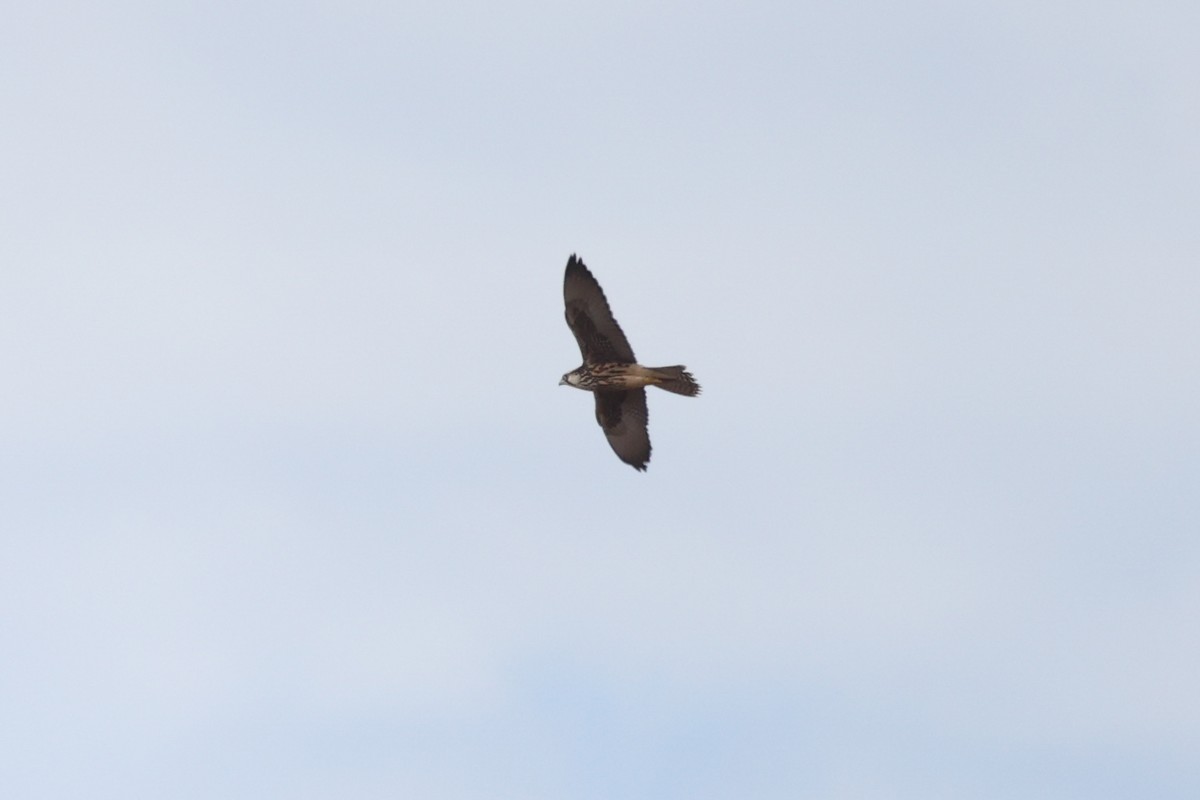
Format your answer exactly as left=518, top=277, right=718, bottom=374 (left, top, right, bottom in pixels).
left=565, top=253, right=595, bottom=288
left=566, top=253, right=586, bottom=272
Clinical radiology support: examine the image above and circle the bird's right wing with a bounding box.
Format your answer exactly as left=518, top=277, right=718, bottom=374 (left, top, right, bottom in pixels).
left=594, top=389, right=651, bottom=471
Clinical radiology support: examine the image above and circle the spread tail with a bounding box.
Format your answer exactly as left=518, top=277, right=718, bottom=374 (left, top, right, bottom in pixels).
left=650, top=366, right=701, bottom=397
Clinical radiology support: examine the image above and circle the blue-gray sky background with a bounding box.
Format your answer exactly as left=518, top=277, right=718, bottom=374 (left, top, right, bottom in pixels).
left=3, top=2, right=1198, bottom=798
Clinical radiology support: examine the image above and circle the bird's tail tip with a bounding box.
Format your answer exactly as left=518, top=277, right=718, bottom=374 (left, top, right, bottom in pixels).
left=651, top=366, right=701, bottom=397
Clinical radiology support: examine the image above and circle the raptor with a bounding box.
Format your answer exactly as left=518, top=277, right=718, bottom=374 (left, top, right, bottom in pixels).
left=560, top=254, right=700, bottom=470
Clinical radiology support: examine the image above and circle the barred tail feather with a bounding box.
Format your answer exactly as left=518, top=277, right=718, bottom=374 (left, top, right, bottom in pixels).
left=651, top=365, right=701, bottom=397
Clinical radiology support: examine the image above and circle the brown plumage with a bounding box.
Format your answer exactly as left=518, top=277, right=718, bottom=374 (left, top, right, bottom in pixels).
left=559, top=254, right=700, bottom=470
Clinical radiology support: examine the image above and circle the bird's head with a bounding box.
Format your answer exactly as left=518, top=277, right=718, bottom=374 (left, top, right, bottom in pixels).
left=560, top=370, right=583, bottom=389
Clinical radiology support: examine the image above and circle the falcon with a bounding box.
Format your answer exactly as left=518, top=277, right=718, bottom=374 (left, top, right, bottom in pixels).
left=560, top=254, right=700, bottom=471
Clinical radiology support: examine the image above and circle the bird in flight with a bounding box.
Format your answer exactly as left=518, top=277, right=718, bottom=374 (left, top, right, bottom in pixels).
left=560, top=254, right=700, bottom=471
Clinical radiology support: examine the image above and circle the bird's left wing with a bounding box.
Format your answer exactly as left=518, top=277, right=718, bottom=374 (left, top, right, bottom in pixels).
left=564, top=255, right=636, bottom=364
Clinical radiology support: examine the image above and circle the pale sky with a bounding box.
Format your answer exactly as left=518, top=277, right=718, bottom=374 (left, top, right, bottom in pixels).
left=2, top=2, right=1199, bottom=798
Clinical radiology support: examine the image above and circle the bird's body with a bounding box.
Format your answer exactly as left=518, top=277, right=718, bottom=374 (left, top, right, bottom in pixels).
left=559, top=254, right=700, bottom=471
left=562, top=363, right=682, bottom=392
